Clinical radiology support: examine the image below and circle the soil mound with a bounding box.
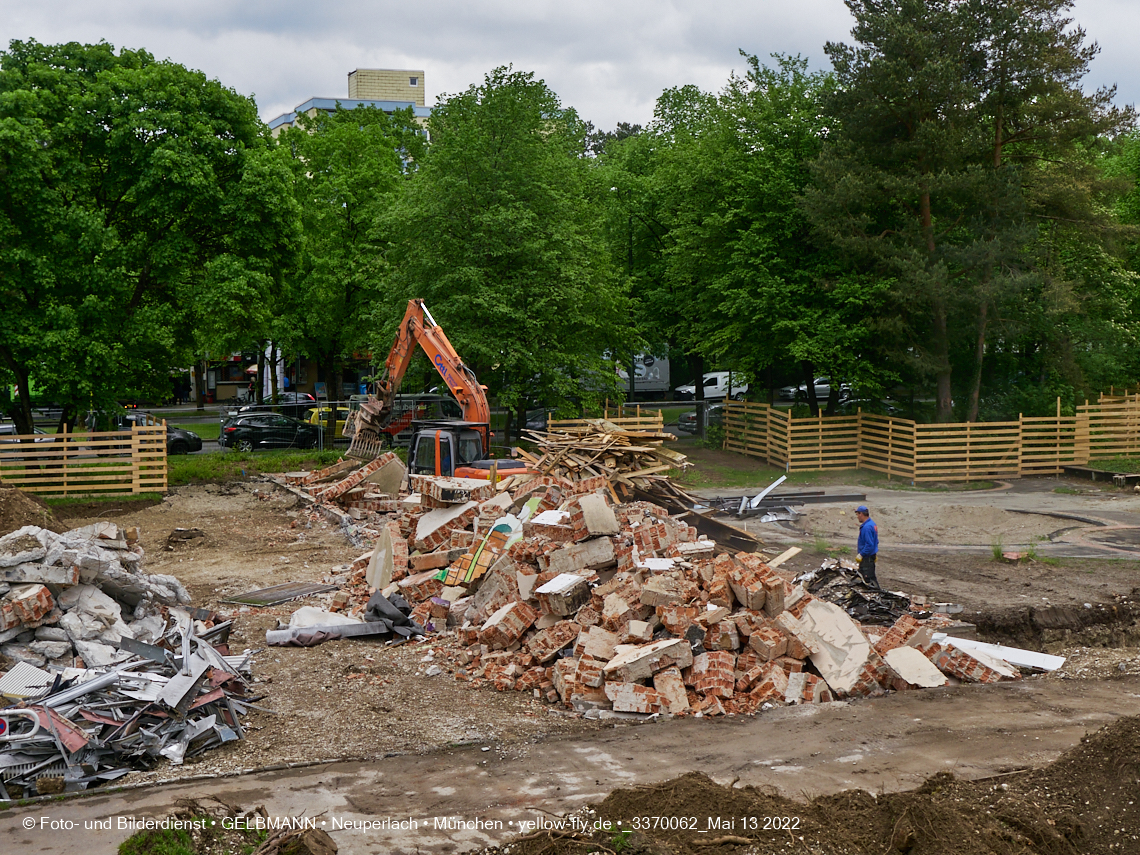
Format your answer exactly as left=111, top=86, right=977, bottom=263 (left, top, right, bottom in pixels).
left=0, top=485, right=63, bottom=535
left=470, top=716, right=1140, bottom=854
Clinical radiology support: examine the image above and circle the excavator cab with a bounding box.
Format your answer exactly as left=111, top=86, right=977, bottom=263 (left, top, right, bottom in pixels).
left=408, top=421, right=485, bottom=477
left=408, top=419, right=531, bottom=480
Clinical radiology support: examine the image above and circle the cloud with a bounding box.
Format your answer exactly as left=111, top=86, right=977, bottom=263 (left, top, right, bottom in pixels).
left=0, top=0, right=1135, bottom=129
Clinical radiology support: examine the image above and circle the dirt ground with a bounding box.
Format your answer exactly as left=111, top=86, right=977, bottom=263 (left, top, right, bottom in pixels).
left=469, top=712, right=1140, bottom=855
left=37, top=479, right=1139, bottom=786
left=5, top=476, right=1138, bottom=854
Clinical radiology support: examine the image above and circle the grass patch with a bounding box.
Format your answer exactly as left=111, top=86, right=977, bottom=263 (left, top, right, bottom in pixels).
left=45, top=493, right=163, bottom=508
left=118, top=826, right=197, bottom=855
left=1085, top=455, right=1140, bottom=474
left=1053, top=485, right=1082, bottom=495
left=991, top=535, right=1004, bottom=561
left=172, top=422, right=220, bottom=441
left=811, top=532, right=832, bottom=554
left=168, top=450, right=345, bottom=486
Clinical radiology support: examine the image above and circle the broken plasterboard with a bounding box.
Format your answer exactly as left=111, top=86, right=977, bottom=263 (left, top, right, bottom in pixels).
left=933, top=634, right=1065, bottom=672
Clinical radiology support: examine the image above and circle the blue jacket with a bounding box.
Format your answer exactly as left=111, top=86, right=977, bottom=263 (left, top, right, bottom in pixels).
left=858, top=518, right=878, bottom=557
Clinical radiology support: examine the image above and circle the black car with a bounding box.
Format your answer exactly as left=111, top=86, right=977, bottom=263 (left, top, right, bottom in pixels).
left=89, top=411, right=204, bottom=455
left=219, top=413, right=320, bottom=451
left=232, top=392, right=318, bottom=420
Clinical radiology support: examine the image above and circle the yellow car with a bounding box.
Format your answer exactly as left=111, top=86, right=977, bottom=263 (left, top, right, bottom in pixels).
left=304, top=407, right=351, bottom=438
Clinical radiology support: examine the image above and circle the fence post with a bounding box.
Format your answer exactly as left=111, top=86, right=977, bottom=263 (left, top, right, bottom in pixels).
left=131, top=425, right=142, bottom=494
left=1018, top=413, right=1024, bottom=477
left=62, top=422, right=70, bottom=497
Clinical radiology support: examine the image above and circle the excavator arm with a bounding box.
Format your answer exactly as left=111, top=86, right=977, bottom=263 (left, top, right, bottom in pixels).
left=347, top=299, right=490, bottom=458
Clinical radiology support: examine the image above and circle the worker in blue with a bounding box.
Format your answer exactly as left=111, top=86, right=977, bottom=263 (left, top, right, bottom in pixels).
left=855, top=505, right=879, bottom=587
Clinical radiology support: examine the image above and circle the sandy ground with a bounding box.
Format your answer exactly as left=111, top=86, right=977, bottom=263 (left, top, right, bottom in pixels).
left=2, top=476, right=1133, bottom=853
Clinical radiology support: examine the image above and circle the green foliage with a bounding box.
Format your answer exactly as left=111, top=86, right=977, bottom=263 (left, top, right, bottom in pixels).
left=991, top=536, right=1005, bottom=561
left=278, top=104, right=423, bottom=395
left=806, top=1, right=1137, bottom=422
left=601, top=55, right=893, bottom=411
left=117, top=827, right=196, bottom=855
left=702, top=423, right=726, bottom=449
left=0, top=40, right=297, bottom=434
left=378, top=67, right=629, bottom=430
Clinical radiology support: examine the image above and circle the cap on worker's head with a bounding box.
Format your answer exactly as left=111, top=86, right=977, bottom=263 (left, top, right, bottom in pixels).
left=855, top=505, right=869, bottom=515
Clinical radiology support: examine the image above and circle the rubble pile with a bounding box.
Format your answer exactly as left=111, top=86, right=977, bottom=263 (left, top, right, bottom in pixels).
left=519, top=419, right=690, bottom=489
left=279, top=458, right=1034, bottom=718
left=0, top=523, right=253, bottom=798
left=1, top=522, right=191, bottom=668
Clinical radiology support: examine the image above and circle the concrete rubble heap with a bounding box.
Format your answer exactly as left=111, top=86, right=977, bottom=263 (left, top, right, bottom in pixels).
left=0, top=523, right=253, bottom=798
left=281, top=459, right=1040, bottom=718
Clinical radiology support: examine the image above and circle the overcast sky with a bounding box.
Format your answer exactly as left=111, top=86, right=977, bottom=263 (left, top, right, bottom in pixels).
left=2, top=0, right=1137, bottom=130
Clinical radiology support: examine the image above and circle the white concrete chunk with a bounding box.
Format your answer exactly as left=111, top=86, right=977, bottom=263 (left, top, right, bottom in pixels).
left=884, top=646, right=950, bottom=688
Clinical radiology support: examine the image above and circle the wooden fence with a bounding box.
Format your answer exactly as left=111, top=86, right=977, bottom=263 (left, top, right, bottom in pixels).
left=549, top=405, right=665, bottom=433
left=724, top=396, right=1140, bottom=483
left=0, top=424, right=168, bottom=496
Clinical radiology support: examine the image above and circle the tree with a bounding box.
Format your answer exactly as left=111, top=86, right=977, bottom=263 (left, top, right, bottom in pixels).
left=603, top=56, right=891, bottom=414
left=379, top=67, right=629, bottom=435
left=0, top=39, right=296, bottom=433
left=806, top=0, right=1134, bottom=421
left=277, top=104, right=424, bottom=408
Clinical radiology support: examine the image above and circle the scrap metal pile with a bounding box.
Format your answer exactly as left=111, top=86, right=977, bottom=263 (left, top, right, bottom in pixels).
left=276, top=447, right=1045, bottom=718
left=0, top=524, right=253, bottom=798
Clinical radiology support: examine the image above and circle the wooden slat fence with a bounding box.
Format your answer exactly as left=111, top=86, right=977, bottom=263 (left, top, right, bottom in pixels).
left=913, top=421, right=1021, bottom=481
left=859, top=415, right=916, bottom=480
left=549, top=406, right=665, bottom=432
left=0, top=424, right=167, bottom=496
left=723, top=397, right=1140, bottom=483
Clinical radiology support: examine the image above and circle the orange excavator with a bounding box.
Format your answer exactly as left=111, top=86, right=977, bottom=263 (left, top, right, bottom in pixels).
left=345, top=299, right=531, bottom=480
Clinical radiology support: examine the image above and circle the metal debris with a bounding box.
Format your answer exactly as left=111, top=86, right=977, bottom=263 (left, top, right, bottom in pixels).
left=221, top=581, right=338, bottom=607
left=795, top=558, right=929, bottom=626
left=0, top=607, right=254, bottom=798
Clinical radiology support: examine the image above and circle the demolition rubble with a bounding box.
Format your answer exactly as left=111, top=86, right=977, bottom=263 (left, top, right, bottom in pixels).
left=0, top=522, right=253, bottom=799
left=272, top=429, right=1052, bottom=718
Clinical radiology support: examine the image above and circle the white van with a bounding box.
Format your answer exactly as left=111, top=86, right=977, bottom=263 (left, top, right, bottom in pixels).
left=674, top=371, right=748, bottom=401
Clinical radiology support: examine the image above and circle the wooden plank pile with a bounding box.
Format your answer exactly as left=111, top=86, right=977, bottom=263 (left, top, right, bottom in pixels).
left=519, top=419, right=690, bottom=490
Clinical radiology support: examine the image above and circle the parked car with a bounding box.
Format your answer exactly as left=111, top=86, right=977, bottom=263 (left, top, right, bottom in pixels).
left=778, top=377, right=851, bottom=402
left=677, top=403, right=726, bottom=433
left=219, top=413, right=320, bottom=451
left=232, top=391, right=318, bottom=420
left=88, top=411, right=203, bottom=455
left=674, top=372, right=748, bottom=401
left=304, top=406, right=352, bottom=438
left=0, top=423, right=53, bottom=442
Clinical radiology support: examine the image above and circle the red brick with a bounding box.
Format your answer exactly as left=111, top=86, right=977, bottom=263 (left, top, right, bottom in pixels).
left=747, top=625, right=788, bottom=661
left=691, top=651, right=736, bottom=699
left=479, top=601, right=539, bottom=650
left=398, top=569, right=445, bottom=603
left=704, top=621, right=740, bottom=651
left=656, top=604, right=701, bottom=635
left=604, top=681, right=666, bottom=714
left=526, top=620, right=582, bottom=663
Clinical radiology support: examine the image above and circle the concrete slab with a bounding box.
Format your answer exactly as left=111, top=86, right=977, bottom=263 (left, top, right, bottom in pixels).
left=884, top=646, right=949, bottom=688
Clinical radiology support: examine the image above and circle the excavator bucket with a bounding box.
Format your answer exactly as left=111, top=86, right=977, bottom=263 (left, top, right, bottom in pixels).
left=345, top=398, right=388, bottom=461
left=346, top=432, right=386, bottom=461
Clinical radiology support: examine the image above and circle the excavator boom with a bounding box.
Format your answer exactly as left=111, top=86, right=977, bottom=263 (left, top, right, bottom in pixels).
left=346, top=299, right=490, bottom=459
